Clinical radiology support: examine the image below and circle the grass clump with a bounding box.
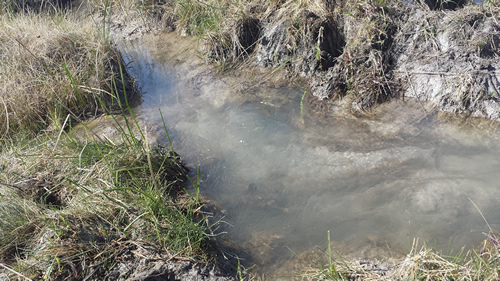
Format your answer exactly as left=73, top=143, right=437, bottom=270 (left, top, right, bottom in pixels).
left=303, top=236, right=500, bottom=281
left=0, top=125, right=209, bottom=280
left=1, top=0, right=81, bottom=13
left=0, top=9, right=131, bottom=138
left=338, top=1, right=399, bottom=112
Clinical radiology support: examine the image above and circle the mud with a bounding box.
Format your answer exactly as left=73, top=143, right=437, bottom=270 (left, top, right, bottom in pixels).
left=393, top=6, right=500, bottom=120
left=103, top=243, right=236, bottom=281
left=194, top=0, right=500, bottom=120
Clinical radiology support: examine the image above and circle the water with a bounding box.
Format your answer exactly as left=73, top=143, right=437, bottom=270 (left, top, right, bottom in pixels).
left=119, top=34, right=500, bottom=274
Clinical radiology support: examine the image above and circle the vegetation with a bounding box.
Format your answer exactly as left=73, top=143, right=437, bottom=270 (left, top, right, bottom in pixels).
left=0, top=2, right=214, bottom=280
left=0, top=6, right=130, bottom=138
left=0, top=117, right=210, bottom=279
left=304, top=237, right=500, bottom=281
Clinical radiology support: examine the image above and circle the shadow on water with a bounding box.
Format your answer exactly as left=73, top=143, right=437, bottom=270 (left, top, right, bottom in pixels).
left=118, top=33, right=500, bottom=277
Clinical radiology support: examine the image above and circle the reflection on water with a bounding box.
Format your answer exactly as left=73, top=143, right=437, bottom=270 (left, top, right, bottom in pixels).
left=119, top=34, right=500, bottom=275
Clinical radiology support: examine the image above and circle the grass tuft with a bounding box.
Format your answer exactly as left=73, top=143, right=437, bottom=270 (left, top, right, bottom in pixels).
left=304, top=236, right=500, bottom=281
left=0, top=9, right=131, bottom=138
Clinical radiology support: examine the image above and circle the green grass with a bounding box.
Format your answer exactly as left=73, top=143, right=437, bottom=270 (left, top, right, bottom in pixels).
left=0, top=80, right=212, bottom=281
left=300, top=90, right=306, bottom=124
left=176, top=0, right=223, bottom=36
left=0, top=76, right=211, bottom=281
left=0, top=3, right=215, bottom=280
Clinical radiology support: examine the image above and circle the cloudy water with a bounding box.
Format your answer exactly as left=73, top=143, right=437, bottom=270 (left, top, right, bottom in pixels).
left=119, top=34, right=500, bottom=275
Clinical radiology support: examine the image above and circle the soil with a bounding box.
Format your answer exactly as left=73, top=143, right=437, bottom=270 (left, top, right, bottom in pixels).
left=101, top=242, right=237, bottom=281
left=197, top=0, right=500, bottom=120
left=392, top=5, right=500, bottom=120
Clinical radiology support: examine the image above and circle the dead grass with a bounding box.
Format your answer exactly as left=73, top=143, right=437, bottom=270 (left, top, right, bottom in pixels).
left=337, top=1, right=401, bottom=112
left=298, top=238, right=500, bottom=281
left=1, top=0, right=81, bottom=13
left=0, top=9, right=123, bottom=138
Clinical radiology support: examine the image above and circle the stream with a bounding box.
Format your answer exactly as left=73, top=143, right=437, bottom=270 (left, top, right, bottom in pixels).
left=118, top=33, right=500, bottom=276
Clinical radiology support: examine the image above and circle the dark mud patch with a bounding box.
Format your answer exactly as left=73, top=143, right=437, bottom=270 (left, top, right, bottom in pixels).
left=205, top=17, right=262, bottom=64
left=19, top=171, right=73, bottom=208
left=255, top=11, right=345, bottom=75
left=102, top=242, right=237, bottom=281
left=424, top=0, right=468, bottom=10
left=235, top=17, right=262, bottom=56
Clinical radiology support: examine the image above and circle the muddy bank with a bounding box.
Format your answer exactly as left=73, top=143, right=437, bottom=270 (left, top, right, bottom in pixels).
left=135, top=0, right=500, bottom=121
left=97, top=241, right=237, bottom=281
left=393, top=6, right=500, bottom=120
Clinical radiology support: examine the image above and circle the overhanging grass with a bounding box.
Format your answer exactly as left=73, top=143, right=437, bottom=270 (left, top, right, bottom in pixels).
left=0, top=122, right=210, bottom=280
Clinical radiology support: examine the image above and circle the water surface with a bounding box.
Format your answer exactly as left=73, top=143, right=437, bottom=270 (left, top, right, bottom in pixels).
left=119, top=34, right=500, bottom=275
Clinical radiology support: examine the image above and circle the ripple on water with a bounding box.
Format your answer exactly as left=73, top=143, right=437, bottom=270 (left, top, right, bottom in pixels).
left=118, top=33, right=500, bottom=276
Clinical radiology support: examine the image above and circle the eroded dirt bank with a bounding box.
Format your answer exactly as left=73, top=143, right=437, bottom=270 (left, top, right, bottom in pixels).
left=121, top=0, right=500, bottom=121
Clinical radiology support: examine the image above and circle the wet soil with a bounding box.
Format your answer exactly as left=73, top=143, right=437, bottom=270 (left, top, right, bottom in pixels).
left=191, top=1, right=500, bottom=120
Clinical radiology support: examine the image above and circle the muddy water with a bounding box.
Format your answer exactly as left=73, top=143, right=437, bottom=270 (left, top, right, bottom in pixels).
left=119, top=34, right=500, bottom=275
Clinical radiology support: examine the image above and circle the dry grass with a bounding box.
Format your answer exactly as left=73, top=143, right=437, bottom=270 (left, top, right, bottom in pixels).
left=0, top=9, right=121, bottom=138
left=0, top=3, right=212, bottom=280
left=338, top=0, right=400, bottom=112
left=299, top=237, right=500, bottom=281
